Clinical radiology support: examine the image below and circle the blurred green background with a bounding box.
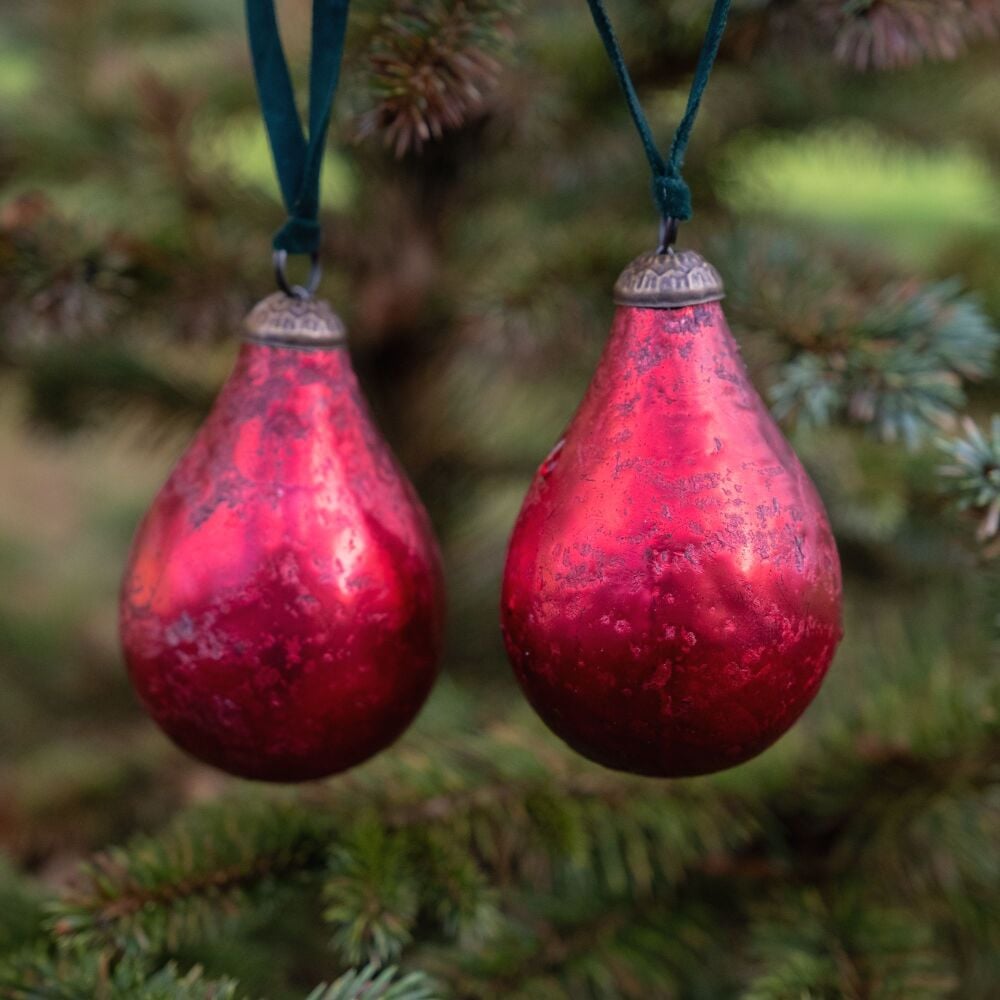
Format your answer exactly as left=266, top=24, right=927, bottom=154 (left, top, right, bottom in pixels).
left=1, top=1, right=999, bottom=997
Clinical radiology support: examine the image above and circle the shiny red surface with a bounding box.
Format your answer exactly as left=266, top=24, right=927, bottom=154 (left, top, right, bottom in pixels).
left=120, top=341, right=444, bottom=781
left=501, top=302, right=842, bottom=777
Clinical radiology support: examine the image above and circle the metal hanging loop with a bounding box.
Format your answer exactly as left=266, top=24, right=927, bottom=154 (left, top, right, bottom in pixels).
left=273, top=250, right=322, bottom=300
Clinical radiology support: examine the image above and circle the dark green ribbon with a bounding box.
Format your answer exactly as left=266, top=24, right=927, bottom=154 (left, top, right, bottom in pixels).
left=245, top=0, right=351, bottom=256
left=584, top=0, right=731, bottom=233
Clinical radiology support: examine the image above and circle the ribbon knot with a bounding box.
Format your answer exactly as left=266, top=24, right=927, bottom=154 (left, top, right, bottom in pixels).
left=274, top=216, right=323, bottom=255
left=652, top=174, right=692, bottom=223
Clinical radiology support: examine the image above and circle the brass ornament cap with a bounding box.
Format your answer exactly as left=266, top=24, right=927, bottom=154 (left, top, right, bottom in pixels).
left=613, top=248, right=725, bottom=309
left=244, top=292, right=347, bottom=347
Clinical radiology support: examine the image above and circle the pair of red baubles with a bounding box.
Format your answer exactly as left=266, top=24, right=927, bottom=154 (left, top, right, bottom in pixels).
left=120, top=248, right=843, bottom=782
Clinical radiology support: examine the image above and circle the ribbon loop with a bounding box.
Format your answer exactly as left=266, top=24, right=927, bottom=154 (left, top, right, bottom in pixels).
left=246, top=0, right=351, bottom=264
left=585, top=0, right=731, bottom=236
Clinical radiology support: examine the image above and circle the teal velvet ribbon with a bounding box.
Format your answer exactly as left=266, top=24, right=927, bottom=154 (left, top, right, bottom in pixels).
left=584, top=0, right=732, bottom=229
left=245, top=0, right=351, bottom=256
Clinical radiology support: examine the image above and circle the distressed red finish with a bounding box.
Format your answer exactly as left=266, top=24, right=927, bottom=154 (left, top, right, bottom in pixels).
left=121, top=340, right=444, bottom=781
left=501, top=301, right=842, bottom=777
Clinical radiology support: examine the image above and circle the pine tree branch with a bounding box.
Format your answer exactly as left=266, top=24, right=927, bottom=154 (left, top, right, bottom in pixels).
left=830, top=0, right=1000, bottom=71
left=51, top=801, right=335, bottom=954
left=355, top=0, right=519, bottom=156
left=939, top=416, right=1000, bottom=541
left=21, top=344, right=214, bottom=434
left=307, top=963, right=442, bottom=1000
left=43, top=698, right=998, bottom=983
left=0, top=949, right=243, bottom=1000
left=431, top=896, right=727, bottom=1000
left=713, top=231, right=1000, bottom=447
left=47, top=742, right=760, bottom=962
left=743, top=889, right=958, bottom=1000
left=759, top=0, right=1000, bottom=71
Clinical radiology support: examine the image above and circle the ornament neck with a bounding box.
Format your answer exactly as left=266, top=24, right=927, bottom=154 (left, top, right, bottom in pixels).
left=243, top=292, right=347, bottom=348
left=613, top=248, right=725, bottom=309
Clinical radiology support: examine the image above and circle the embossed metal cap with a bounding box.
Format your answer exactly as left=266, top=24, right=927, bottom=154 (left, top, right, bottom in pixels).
left=244, top=292, right=347, bottom=347
left=614, top=249, right=725, bottom=308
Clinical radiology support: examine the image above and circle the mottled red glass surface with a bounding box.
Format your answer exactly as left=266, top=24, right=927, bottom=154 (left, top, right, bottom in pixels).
left=501, top=302, right=842, bottom=777
left=121, top=341, right=444, bottom=782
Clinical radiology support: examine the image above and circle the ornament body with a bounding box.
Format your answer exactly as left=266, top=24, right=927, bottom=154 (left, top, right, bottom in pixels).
left=121, top=297, right=444, bottom=781
left=501, top=285, right=842, bottom=777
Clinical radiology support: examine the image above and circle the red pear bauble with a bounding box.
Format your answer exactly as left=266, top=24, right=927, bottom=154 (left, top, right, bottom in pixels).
left=120, top=294, right=444, bottom=782
left=501, top=250, right=842, bottom=777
